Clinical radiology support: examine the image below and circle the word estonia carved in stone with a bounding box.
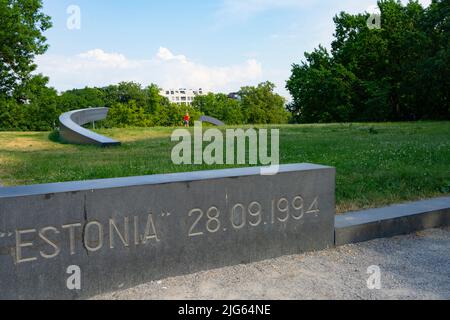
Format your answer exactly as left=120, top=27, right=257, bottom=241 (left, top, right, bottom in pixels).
left=0, top=164, right=335, bottom=299
left=13, top=214, right=160, bottom=264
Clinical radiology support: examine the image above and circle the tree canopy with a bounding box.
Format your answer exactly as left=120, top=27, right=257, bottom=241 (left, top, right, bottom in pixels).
left=192, top=82, right=289, bottom=125
left=0, top=0, right=52, bottom=96
left=286, top=0, right=450, bottom=123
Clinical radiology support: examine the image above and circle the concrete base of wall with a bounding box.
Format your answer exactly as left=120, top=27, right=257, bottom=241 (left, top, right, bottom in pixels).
left=335, top=197, right=450, bottom=246
left=0, top=164, right=335, bottom=299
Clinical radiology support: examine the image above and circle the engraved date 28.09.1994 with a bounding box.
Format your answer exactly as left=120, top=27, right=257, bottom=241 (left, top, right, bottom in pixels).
left=187, top=195, right=320, bottom=238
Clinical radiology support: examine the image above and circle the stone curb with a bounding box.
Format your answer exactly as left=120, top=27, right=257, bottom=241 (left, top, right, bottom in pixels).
left=335, top=197, right=450, bottom=246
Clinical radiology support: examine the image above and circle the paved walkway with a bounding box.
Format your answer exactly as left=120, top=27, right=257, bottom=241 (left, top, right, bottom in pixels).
left=94, top=227, right=450, bottom=300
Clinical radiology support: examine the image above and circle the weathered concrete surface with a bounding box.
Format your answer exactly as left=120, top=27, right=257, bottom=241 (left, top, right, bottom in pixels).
left=0, top=164, right=335, bottom=300
left=59, top=107, right=121, bottom=147
left=199, top=116, right=225, bottom=126
left=94, top=227, right=450, bottom=300
left=335, top=197, right=450, bottom=246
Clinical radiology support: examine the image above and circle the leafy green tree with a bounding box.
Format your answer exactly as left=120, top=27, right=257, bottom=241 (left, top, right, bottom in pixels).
left=287, top=46, right=361, bottom=123
left=0, top=0, right=58, bottom=131
left=287, top=0, right=450, bottom=123
left=58, top=87, right=106, bottom=112
left=239, top=82, right=290, bottom=124
left=0, top=75, right=58, bottom=131
left=0, top=98, right=26, bottom=130
left=103, top=82, right=148, bottom=108
left=104, top=100, right=151, bottom=128
left=0, top=0, right=52, bottom=96
left=19, top=75, right=59, bottom=130
left=192, top=93, right=243, bottom=125
left=144, top=84, right=165, bottom=114
left=156, top=103, right=186, bottom=127
left=414, top=0, right=450, bottom=119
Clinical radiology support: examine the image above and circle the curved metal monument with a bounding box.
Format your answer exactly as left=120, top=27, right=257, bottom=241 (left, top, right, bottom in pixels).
left=199, top=115, right=225, bottom=126
left=59, top=107, right=121, bottom=147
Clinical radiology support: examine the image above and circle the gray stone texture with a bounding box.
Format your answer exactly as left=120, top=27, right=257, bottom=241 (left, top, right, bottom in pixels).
left=0, top=164, right=335, bottom=299
left=199, top=115, right=225, bottom=126
left=335, top=197, right=450, bottom=246
left=59, top=107, right=121, bottom=147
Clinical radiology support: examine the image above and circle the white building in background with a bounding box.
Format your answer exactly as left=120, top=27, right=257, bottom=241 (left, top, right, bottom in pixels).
left=160, top=88, right=205, bottom=105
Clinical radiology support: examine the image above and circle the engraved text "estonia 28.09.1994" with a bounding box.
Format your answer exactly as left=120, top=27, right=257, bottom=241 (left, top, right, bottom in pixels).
left=8, top=194, right=319, bottom=265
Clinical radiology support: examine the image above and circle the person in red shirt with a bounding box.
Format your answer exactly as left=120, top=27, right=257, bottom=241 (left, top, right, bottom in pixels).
left=183, top=112, right=190, bottom=127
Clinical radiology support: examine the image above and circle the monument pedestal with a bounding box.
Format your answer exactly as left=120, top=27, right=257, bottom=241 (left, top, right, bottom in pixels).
left=0, top=164, right=335, bottom=299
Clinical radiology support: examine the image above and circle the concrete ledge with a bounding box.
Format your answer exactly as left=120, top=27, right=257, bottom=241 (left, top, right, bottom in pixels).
left=0, top=164, right=335, bottom=299
left=59, top=108, right=121, bottom=147
left=199, top=115, right=225, bottom=126
left=335, top=197, right=450, bottom=246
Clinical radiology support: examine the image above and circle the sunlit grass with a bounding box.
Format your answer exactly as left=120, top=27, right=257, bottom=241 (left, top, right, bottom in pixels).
left=0, top=122, right=449, bottom=213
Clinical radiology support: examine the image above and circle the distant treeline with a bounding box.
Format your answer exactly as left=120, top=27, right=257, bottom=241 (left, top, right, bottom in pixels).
left=1, top=0, right=449, bottom=131
left=0, top=81, right=290, bottom=131
left=0, top=0, right=289, bottom=131
left=286, top=0, right=450, bottom=123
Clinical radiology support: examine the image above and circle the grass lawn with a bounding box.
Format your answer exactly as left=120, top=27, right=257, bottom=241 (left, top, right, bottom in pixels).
left=0, top=122, right=449, bottom=214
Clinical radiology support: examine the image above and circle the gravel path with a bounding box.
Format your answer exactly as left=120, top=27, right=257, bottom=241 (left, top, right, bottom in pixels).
left=94, top=227, right=450, bottom=300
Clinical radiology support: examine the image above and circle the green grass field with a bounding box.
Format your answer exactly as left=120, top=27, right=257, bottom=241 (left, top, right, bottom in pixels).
left=0, top=122, right=449, bottom=214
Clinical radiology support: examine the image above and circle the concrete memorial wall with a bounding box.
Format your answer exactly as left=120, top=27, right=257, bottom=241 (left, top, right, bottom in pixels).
left=199, top=115, right=226, bottom=126
left=0, top=164, right=335, bottom=299
left=59, top=107, right=121, bottom=147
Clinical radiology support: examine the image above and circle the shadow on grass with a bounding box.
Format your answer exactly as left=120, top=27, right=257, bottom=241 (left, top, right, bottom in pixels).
left=48, top=130, right=65, bottom=144
left=47, top=130, right=121, bottom=149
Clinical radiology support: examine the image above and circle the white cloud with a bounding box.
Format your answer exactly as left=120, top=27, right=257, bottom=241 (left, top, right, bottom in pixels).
left=366, top=4, right=381, bottom=14
left=156, top=47, right=188, bottom=64
left=36, top=47, right=263, bottom=93
left=77, top=49, right=136, bottom=68
left=419, top=0, right=432, bottom=7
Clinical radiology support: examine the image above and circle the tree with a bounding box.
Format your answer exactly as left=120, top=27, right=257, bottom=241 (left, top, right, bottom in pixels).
left=19, top=75, right=59, bottom=131
left=414, top=0, right=450, bottom=118
left=144, top=84, right=165, bottom=114
left=58, top=87, right=106, bottom=112
left=104, top=100, right=151, bottom=128
left=0, top=75, right=58, bottom=131
left=286, top=0, right=450, bottom=123
left=192, top=93, right=244, bottom=125
left=154, top=102, right=200, bottom=127
left=102, top=82, right=148, bottom=108
left=0, top=98, right=27, bottom=130
left=287, top=46, right=361, bottom=123
left=239, top=82, right=290, bottom=124
left=0, top=0, right=58, bottom=131
left=0, top=0, right=52, bottom=96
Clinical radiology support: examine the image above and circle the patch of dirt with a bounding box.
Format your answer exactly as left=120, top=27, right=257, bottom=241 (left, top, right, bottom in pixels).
left=0, top=134, right=65, bottom=151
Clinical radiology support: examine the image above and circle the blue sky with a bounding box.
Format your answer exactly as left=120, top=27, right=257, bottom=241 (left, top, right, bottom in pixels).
left=37, top=0, right=431, bottom=98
